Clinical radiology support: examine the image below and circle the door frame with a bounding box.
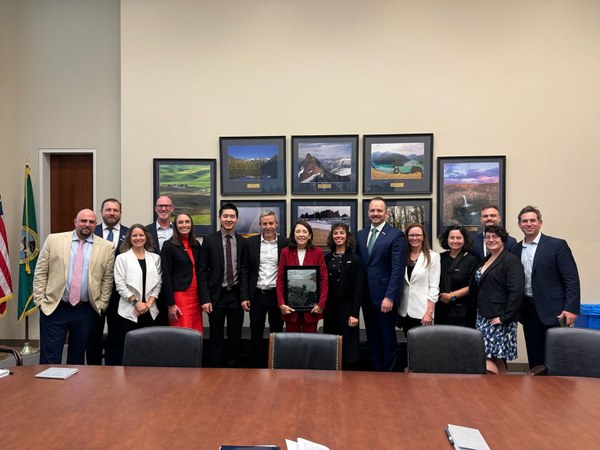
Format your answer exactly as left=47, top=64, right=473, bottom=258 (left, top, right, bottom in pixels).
left=38, top=148, right=96, bottom=241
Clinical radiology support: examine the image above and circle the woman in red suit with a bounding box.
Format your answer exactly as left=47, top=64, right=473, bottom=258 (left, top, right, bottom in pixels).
left=161, top=213, right=203, bottom=333
left=277, top=220, right=328, bottom=332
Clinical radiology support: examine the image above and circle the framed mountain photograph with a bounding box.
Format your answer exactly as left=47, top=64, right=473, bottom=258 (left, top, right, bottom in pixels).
left=291, top=135, right=358, bottom=194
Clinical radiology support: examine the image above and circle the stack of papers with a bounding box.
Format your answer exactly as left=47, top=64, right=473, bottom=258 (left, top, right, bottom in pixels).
left=285, top=438, right=329, bottom=450
left=445, top=424, right=490, bottom=450
left=35, top=367, right=79, bottom=379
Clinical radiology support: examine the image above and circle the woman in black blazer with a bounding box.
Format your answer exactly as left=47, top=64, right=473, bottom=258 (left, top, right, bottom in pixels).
left=161, top=213, right=203, bottom=333
left=323, top=222, right=365, bottom=369
left=469, top=225, right=524, bottom=374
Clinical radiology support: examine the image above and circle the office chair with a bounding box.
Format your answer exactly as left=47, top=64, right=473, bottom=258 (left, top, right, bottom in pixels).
left=529, top=327, right=600, bottom=378
left=122, top=326, right=203, bottom=368
left=406, top=325, right=486, bottom=374
left=268, top=332, right=342, bottom=370
left=0, top=345, right=24, bottom=366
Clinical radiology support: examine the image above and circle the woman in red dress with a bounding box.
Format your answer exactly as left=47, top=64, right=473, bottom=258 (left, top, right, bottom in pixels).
left=276, top=220, right=328, bottom=333
left=161, top=213, right=203, bottom=333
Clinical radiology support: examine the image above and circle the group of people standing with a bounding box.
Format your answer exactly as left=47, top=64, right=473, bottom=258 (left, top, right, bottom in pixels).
left=33, top=196, right=580, bottom=373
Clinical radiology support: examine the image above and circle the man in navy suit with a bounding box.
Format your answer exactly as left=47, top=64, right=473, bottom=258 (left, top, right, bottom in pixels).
left=88, top=198, right=129, bottom=365
left=511, top=205, right=581, bottom=368
left=356, top=197, right=407, bottom=371
left=146, top=195, right=174, bottom=252
left=200, top=202, right=249, bottom=368
left=471, top=205, right=517, bottom=262
left=242, top=210, right=288, bottom=367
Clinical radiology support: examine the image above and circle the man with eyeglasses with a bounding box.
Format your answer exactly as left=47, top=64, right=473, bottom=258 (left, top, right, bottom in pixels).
left=511, top=205, right=580, bottom=369
left=471, top=204, right=517, bottom=262
left=147, top=196, right=174, bottom=252
left=147, top=196, right=174, bottom=326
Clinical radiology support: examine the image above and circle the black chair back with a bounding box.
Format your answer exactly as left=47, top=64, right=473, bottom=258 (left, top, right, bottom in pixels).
left=268, top=332, right=342, bottom=370
left=122, top=326, right=202, bottom=368
left=545, top=327, right=600, bottom=378
left=407, top=325, right=486, bottom=374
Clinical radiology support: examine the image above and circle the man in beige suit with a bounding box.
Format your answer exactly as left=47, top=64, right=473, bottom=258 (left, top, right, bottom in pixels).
left=34, top=209, right=115, bottom=364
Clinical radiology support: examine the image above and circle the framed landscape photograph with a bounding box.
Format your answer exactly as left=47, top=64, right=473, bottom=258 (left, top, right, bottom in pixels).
left=363, top=133, right=433, bottom=194
left=284, top=266, right=320, bottom=311
left=219, top=136, right=286, bottom=195
left=291, top=135, right=358, bottom=194
left=153, top=158, right=216, bottom=236
left=437, top=156, right=506, bottom=236
left=362, top=198, right=432, bottom=241
left=291, top=199, right=357, bottom=248
left=220, top=200, right=287, bottom=238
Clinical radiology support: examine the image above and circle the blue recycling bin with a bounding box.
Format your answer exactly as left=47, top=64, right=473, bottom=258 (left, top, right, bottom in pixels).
left=574, top=304, right=600, bottom=329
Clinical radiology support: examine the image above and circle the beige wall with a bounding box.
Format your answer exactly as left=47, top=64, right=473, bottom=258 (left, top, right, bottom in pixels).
left=2, top=1, right=599, bottom=363
left=0, top=0, right=120, bottom=339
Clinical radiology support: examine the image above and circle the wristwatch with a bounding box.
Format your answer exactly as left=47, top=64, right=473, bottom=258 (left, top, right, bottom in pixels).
left=132, top=298, right=139, bottom=305
left=450, top=294, right=457, bottom=302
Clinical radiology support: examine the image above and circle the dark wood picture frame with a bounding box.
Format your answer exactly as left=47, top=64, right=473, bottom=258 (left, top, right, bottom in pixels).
left=153, top=158, right=216, bottom=236
left=284, top=266, right=320, bottom=311
left=291, top=199, right=358, bottom=248
left=363, top=133, right=434, bottom=194
left=437, top=155, right=506, bottom=237
left=291, top=135, right=359, bottom=194
left=220, top=199, right=287, bottom=238
left=219, top=136, right=286, bottom=195
left=362, top=198, right=433, bottom=242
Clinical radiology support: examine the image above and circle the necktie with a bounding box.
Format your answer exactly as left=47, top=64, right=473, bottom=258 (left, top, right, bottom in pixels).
left=107, top=228, right=114, bottom=245
left=226, top=235, right=234, bottom=287
left=69, top=239, right=85, bottom=306
left=367, top=228, right=379, bottom=255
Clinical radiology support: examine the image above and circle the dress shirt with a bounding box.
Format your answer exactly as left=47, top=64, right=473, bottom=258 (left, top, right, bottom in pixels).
left=369, top=222, right=385, bottom=248
left=102, top=223, right=122, bottom=248
left=156, top=221, right=174, bottom=251
left=221, top=230, right=238, bottom=287
left=63, top=232, right=94, bottom=302
left=257, top=235, right=278, bottom=290
left=520, top=232, right=541, bottom=297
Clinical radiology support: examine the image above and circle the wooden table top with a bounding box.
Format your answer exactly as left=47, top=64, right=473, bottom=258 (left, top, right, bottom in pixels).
left=2, top=366, right=600, bottom=449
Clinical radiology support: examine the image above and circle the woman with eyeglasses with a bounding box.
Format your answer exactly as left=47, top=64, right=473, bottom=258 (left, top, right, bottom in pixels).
left=397, top=223, right=440, bottom=336
left=435, top=225, right=478, bottom=327
left=469, top=225, right=524, bottom=374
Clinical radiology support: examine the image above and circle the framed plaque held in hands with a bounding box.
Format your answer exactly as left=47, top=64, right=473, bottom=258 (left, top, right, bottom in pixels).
left=284, top=266, right=320, bottom=311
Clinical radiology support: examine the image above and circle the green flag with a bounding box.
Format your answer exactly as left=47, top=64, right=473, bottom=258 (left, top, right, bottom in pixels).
left=18, top=163, right=40, bottom=322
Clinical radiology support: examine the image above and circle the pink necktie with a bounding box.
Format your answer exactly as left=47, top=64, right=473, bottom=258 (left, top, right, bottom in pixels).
left=69, top=240, right=85, bottom=306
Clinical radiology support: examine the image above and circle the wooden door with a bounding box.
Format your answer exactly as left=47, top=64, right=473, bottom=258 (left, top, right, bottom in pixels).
left=50, top=154, right=93, bottom=233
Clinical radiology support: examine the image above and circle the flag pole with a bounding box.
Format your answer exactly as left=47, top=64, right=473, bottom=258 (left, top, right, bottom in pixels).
left=21, top=316, right=38, bottom=355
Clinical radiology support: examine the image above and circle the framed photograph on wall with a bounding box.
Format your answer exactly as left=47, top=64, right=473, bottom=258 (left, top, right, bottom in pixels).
left=363, top=133, right=433, bottom=194
left=219, top=136, right=286, bottom=195
left=437, top=156, right=506, bottom=237
left=291, top=199, right=357, bottom=248
left=291, top=135, right=358, bottom=194
left=284, top=266, right=320, bottom=311
left=153, top=158, right=216, bottom=236
left=362, top=198, right=432, bottom=241
left=220, top=199, right=287, bottom=238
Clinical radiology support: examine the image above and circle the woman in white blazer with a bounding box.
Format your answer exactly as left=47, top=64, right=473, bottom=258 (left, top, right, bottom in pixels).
left=398, top=223, right=440, bottom=336
left=109, top=224, right=162, bottom=364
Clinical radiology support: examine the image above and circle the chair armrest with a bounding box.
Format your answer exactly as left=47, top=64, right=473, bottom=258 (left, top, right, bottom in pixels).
left=528, top=365, right=548, bottom=376
left=0, top=345, right=24, bottom=366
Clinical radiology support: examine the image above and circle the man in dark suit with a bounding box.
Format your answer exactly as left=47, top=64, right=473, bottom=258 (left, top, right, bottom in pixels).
left=146, top=195, right=174, bottom=326
left=511, top=205, right=581, bottom=368
left=241, top=210, right=288, bottom=367
left=200, top=202, right=249, bottom=368
left=471, top=204, right=517, bottom=262
left=356, top=197, right=407, bottom=371
left=88, top=198, right=129, bottom=365
left=146, top=195, right=174, bottom=252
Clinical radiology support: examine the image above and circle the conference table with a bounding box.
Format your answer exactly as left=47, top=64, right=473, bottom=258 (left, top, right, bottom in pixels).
left=2, top=366, right=600, bottom=449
